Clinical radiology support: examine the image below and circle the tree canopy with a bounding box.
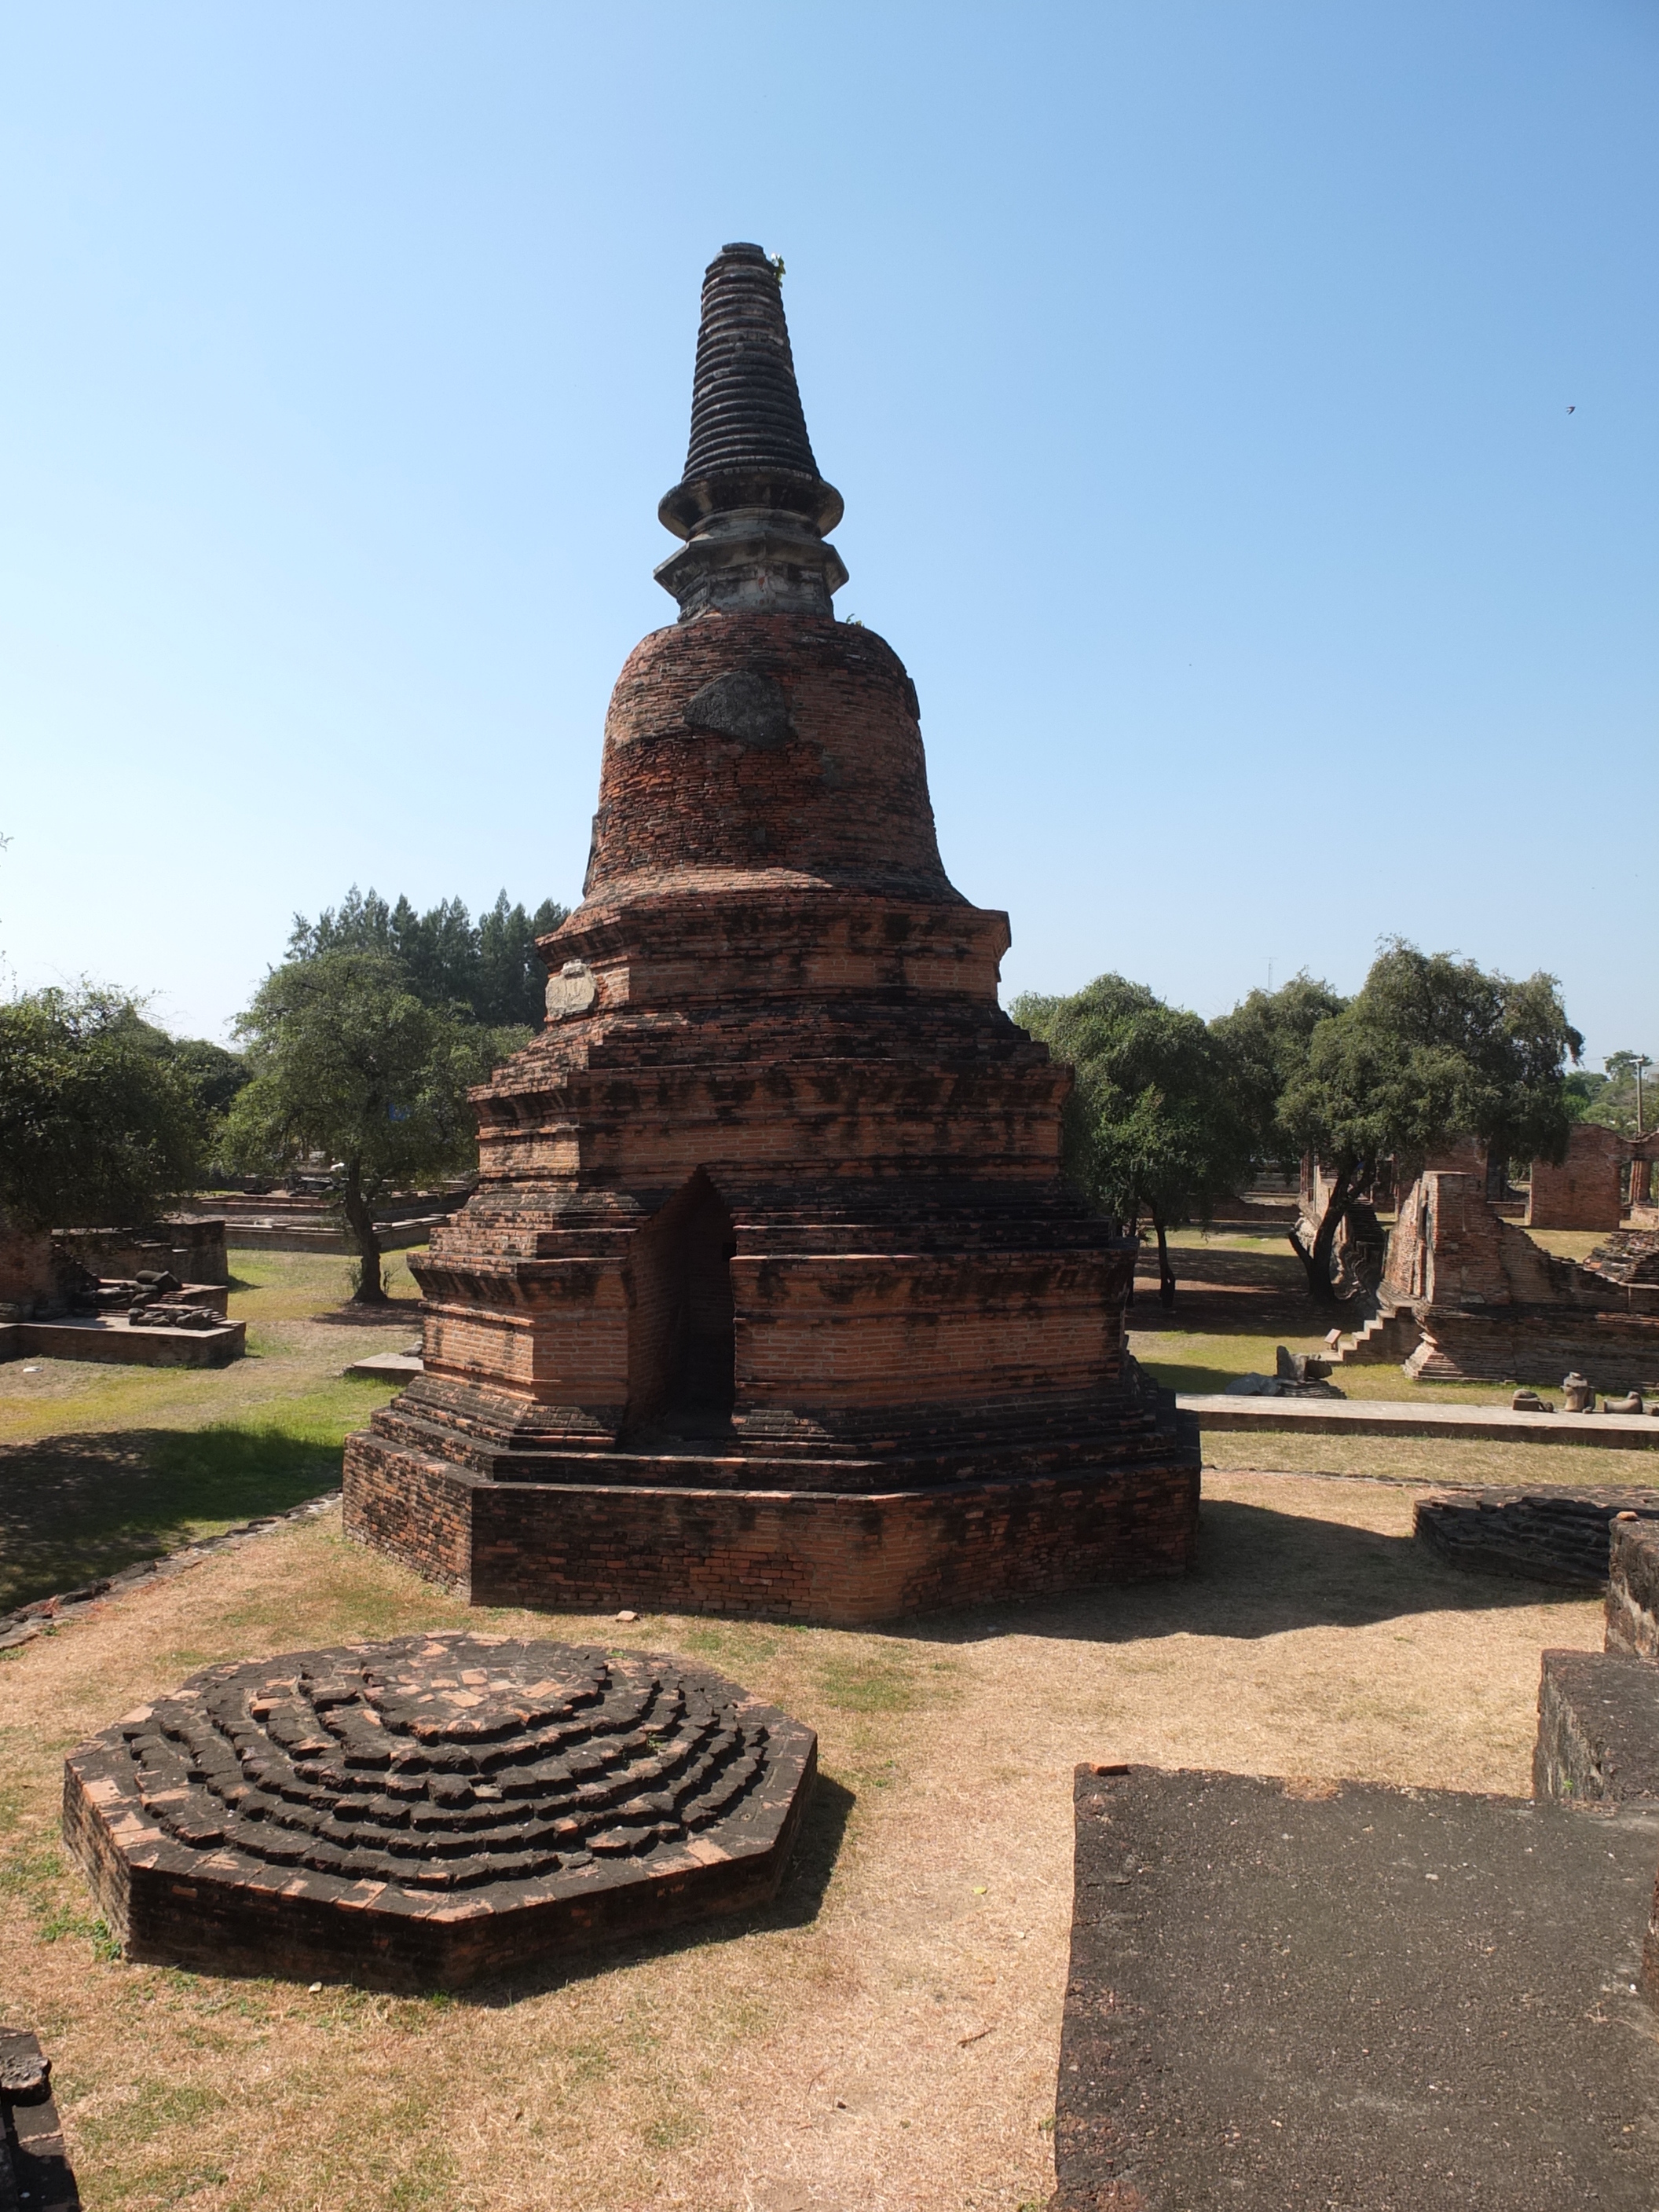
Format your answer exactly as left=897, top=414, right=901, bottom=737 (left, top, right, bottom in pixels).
left=288, top=887, right=569, bottom=1029
left=1013, top=974, right=1254, bottom=1302
left=222, top=950, right=522, bottom=1301
left=1207, top=973, right=1346, bottom=1174
left=0, top=987, right=211, bottom=1229
left=1276, top=939, right=1583, bottom=1302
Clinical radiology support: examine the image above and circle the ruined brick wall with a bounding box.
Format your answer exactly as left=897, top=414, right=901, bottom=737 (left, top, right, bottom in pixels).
left=1527, top=1122, right=1625, bottom=1232
left=1384, top=1172, right=1558, bottom=1310
left=54, top=1218, right=229, bottom=1287
left=0, top=1224, right=63, bottom=1318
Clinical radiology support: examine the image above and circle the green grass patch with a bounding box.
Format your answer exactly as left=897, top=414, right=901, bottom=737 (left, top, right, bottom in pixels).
left=0, top=1407, right=386, bottom=1611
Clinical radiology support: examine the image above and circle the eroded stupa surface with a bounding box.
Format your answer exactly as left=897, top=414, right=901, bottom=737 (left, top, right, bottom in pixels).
left=343, top=241, right=1201, bottom=1623
left=64, top=1630, right=815, bottom=1990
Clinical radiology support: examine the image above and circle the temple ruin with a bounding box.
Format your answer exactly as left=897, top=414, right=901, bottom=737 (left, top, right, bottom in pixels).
left=342, top=243, right=1199, bottom=1624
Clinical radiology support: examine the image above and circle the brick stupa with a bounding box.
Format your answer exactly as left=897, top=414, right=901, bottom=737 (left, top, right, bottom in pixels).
left=344, top=243, right=1199, bottom=1623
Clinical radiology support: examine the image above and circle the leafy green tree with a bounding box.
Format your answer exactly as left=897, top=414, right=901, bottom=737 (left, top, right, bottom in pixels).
left=1208, top=974, right=1347, bottom=1174
left=1013, top=975, right=1254, bottom=1305
left=1595, top=1050, right=1654, bottom=1138
left=289, top=886, right=569, bottom=1027
left=1280, top=940, right=1583, bottom=1305
left=159, top=1036, right=251, bottom=1120
left=0, top=987, right=208, bottom=1229
left=222, top=951, right=523, bottom=1303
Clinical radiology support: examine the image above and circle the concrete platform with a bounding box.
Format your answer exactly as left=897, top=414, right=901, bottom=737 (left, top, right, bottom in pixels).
left=343, top=1351, right=423, bottom=1381
left=1053, top=1763, right=1659, bottom=2211
left=0, top=1313, right=245, bottom=1368
left=1181, top=1390, right=1659, bottom=1450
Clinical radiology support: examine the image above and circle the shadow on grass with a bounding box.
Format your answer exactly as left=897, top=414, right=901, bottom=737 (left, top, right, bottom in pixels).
left=1140, top=1360, right=1246, bottom=1395
left=901, top=1496, right=1588, bottom=1650
left=0, top=1425, right=346, bottom=1610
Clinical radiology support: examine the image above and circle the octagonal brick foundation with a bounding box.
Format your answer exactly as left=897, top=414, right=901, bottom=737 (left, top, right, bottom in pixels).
left=63, top=1630, right=815, bottom=1992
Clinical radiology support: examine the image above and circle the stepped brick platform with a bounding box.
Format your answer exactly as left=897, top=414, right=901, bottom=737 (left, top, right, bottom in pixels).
left=1053, top=1765, right=1659, bottom=2212
left=64, top=1630, right=815, bottom=1992
left=343, top=244, right=1199, bottom=1623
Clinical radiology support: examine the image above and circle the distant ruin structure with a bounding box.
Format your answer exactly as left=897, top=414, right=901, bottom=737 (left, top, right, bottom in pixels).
left=1527, top=1122, right=1626, bottom=1232
left=1372, top=1168, right=1659, bottom=1390
left=343, top=243, right=1198, bottom=1623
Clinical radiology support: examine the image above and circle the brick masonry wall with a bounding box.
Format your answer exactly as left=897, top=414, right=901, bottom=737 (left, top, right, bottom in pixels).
left=1528, top=1123, right=1626, bottom=1232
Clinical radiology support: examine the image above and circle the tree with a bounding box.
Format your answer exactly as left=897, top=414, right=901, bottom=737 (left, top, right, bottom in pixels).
left=1597, top=1050, right=1654, bottom=1138
left=288, top=886, right=569, bottom=1027
left=0, top=987, right=208, bottom=1229
left=1208, top=973, right=1347, bottom=1174
left=1013, top=975, right=1255, bottom=1305
left=1279, top=940, right=1583, bottom=1306
left=222, top=951, right=522, bottom=1303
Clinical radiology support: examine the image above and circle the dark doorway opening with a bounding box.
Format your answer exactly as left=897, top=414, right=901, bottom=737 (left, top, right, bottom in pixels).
left=624, top=1170, right=737, bottom=1441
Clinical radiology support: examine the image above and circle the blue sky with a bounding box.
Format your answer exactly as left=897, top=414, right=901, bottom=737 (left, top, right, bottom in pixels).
left=2, top=2, right=1653, bottom=1062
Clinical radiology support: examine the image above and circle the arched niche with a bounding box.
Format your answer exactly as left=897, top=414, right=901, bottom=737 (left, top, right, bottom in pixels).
left=623, top=1169, right=736, bottom=1440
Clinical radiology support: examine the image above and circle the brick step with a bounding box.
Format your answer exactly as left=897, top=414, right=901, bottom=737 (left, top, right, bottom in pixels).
left=368, top=1403, right=1188, bottom=1496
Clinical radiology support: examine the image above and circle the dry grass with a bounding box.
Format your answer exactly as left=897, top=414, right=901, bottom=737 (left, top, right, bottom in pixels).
left=0, top=1478, right=1599, bottom=2212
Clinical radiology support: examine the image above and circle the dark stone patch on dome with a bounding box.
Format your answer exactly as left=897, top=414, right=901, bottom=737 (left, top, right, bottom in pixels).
left=684, top=671, right=797, bottom=751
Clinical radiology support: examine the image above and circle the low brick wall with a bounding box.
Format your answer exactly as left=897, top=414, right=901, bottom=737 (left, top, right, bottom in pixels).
left=342, top=1431, right=1199, bottom=1626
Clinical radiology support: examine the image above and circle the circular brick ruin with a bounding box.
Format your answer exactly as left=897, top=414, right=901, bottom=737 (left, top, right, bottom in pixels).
left=64, top=1630, right=815, bottom=1990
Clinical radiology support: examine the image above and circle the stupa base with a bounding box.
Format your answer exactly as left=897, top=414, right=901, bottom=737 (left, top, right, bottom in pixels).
left=342, top=1416, right=1200, bottom=1626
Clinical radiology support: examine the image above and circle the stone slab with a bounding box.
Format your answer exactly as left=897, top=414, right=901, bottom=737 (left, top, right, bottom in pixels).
left=344, top=1353, right=424, bottom=1381
left=1053, top=1764, right=1659, bottom=2212
left=1181, top=1391, right=1659, bottom=1449
left=1535, top=1648, right=1659, bottom=1805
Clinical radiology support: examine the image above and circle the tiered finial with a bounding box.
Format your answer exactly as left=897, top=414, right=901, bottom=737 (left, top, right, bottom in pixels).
left=656, top=244, right=848, bottom=618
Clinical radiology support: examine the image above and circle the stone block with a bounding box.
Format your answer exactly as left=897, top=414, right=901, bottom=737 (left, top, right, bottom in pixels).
left=1534, top=1647, right=1659, bottom=1804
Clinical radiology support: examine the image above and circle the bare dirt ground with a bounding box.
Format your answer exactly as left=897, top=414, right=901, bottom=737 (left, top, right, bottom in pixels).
left=0, top=1474, right=1601, bottom=2212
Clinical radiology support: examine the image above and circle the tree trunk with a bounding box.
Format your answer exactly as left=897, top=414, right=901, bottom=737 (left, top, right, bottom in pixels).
left=1289, top=1162, right=1362, bottom=1308
left=339, top=1159, right=389, bottom=1306
left=1151, top=1205, right=1176, bottom=1308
